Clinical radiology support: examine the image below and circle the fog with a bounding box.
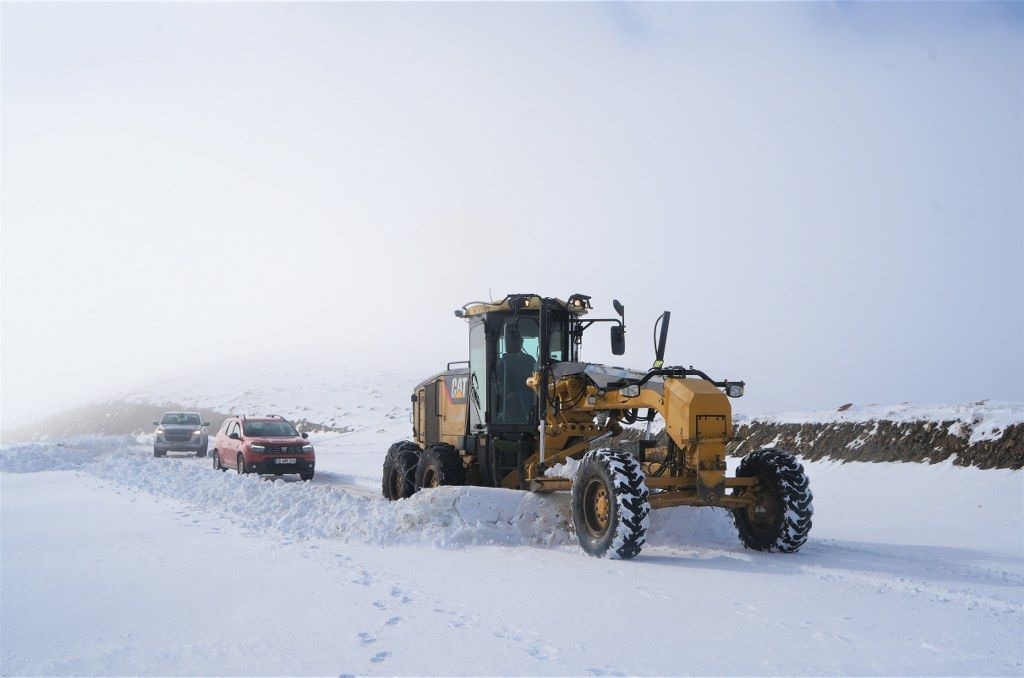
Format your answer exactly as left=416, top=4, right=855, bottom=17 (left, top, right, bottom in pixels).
left=2, top=2, right=1022, bottom=426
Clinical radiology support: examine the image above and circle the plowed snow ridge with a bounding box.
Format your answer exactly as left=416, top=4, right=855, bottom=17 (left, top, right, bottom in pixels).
left=0, top=436, right=735, bottom=550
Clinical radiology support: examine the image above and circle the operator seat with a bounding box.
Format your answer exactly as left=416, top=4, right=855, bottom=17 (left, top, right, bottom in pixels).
left=496, top=332, right=537, bottom=424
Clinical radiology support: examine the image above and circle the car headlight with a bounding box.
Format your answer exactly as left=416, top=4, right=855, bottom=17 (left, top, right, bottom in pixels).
left=302, top=444, right=314, bottom=453
left=192, top=429, right=203, bottom=437
left=155, top=427, right=164, bottom=434
left=250, top=445, right=266, bottom=453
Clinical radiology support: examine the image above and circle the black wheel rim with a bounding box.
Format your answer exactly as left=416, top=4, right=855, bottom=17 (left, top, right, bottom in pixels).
left=423, top=467, right=439, bottom=489
left=583, top=478, right=611, bottom=538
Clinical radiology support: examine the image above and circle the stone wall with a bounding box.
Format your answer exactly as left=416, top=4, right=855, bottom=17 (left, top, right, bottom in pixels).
left=727, top=419, right=1022, bottom=469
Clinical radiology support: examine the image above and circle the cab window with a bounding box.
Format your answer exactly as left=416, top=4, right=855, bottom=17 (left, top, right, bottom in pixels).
left=495, top=318, right=565, bottom=362
left=469, top=322, right=487, bottom=428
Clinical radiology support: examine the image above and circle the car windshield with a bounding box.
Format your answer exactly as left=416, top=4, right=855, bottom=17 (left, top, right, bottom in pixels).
left=243, top=420, right=299, bottom=437
left=161, top=413, right=201, bottom=426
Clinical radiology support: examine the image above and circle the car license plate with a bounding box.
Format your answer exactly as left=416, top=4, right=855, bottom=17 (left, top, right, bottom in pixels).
left=275, top=458, right=297, bottom=464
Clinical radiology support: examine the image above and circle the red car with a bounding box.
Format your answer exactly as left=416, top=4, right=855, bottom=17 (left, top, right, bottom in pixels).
left=212, top=415, right=315, bottom=480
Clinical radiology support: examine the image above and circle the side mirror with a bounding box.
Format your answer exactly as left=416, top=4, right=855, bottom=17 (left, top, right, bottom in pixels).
left=301, top=432, right=309, bottom=439
left=229, top=432, right=241, bottom=440
left=202, top=421, right=210, bottom=427
left=612, top=299, right=624, bottom=318
left=610, top=325, right=625, bottom=355
left=152, top=420, right=159, bottom=427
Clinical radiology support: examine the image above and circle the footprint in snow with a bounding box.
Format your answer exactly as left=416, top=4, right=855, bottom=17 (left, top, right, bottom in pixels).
left=372, top=601, right=386, bottom=610
left=528, top=642, right=558, bottom=660
left=358, top=632, right=376, bottom=646
left=386, top=587, right=414, bottom=604
left=385, top=616, right=401, bottom=626
left=370, top=651, right=390, bottom=664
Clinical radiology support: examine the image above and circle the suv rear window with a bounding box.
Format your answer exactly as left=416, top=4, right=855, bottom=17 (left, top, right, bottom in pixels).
left=161, top=413, right=201, bottom=426
left=243, top=420, right=299, bottom=437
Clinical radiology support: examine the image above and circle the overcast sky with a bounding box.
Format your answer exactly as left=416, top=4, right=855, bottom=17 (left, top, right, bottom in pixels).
left=2, top=2, right=1022, bottom=426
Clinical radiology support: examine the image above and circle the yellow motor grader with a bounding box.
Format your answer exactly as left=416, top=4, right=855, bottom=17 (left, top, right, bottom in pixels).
left=382, top=293, right=812, bottom=559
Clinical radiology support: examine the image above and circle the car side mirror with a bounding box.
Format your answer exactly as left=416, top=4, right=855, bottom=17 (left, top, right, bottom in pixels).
left=229, top=432, right=240, bottom=440
left=301, top=432, right=309, bottom=439
left=611, top=325, right=625, bottom=355
left=152, top=420, right=159, bottom=426
left=202, top=421, right=210, bottom=427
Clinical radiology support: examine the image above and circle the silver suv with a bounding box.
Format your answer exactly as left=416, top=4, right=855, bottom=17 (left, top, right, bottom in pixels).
left=153, top=412, right=210, bottom=458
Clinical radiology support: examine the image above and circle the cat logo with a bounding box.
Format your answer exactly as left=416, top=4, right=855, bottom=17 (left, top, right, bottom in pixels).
left=448, top=376, right=468, bottom=401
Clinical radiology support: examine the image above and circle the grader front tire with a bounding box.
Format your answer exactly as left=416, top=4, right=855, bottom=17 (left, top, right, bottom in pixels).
left=571, top=449, right=650, bottom=560
left=731, top=448, right=813, bottom=552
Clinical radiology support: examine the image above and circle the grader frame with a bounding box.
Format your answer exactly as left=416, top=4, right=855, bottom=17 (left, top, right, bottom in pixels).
left=385, top=293, right=812, bottom=559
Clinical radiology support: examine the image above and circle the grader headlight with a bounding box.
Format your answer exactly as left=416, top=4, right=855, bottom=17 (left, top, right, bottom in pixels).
left=727, top=383, right=745, bottom=398
left=619, top=384, right=640, bottom=398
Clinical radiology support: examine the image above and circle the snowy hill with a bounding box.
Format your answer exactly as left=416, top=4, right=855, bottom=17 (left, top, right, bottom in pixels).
left=119, top=361, right=415, bottom=434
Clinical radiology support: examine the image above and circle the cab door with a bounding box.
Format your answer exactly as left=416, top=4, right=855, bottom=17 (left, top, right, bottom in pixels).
left=424, top=381, right=440, bottom=445
left=468, top=320, right=488, bottom=432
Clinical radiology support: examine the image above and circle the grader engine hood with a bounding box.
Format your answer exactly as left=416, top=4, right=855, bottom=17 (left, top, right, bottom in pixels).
left=549, top=361, right=732, bottom=429
left=549, top=362, right=653, bottom=391
left=547, top=360, right=734, bottom=501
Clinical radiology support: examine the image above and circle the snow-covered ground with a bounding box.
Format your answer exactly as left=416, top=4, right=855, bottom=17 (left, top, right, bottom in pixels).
left=2, top=427, right=1022, bottom=675
left=2, top=364, right=1022, bottom=674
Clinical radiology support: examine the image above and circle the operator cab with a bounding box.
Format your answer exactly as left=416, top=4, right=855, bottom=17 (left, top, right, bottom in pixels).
left=462, top=296, right=577, bottom=433
left=443, top=293, right=628, bottom=487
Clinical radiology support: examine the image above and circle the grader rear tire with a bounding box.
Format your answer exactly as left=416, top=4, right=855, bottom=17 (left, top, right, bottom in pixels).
left=415, top=443, right=466, bottom=490
left=382, top=442, right=420, bottom=500
left=571, top=449, right=650, bottom=560
left=731, top=448, right=813, bottom=552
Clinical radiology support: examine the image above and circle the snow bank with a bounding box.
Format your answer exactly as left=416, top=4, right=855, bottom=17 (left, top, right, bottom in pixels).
left=94, top=455, right=577, bottom=549
left=1, top=436, right=736, bottom=552
left=0, top=436, right=139, bottom=473
left=0, top=438, right=575, bottom=548
left=649, top=506, right=737, bottom=547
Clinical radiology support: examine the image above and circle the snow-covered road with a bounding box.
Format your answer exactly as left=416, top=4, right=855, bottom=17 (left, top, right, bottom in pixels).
left=1, top=435, right=1022, bottom=676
